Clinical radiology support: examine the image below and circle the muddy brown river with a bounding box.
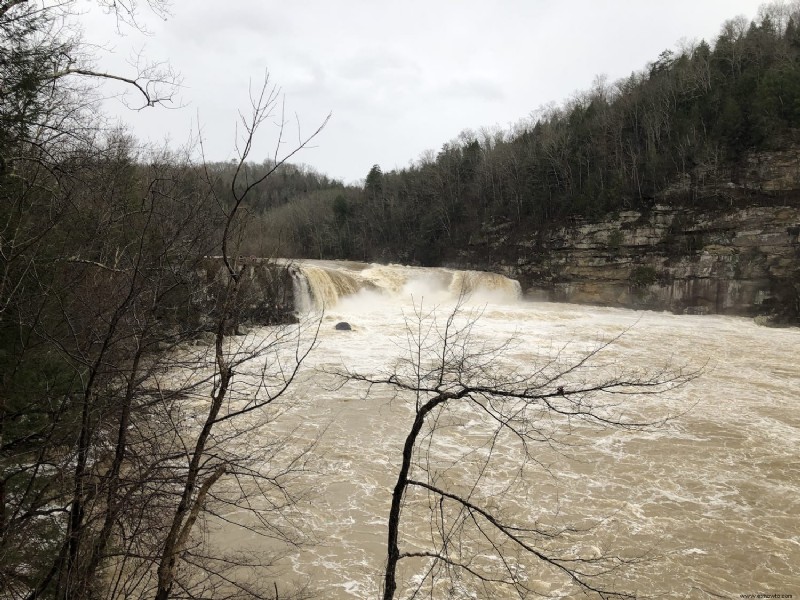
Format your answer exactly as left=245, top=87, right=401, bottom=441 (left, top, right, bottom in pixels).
left=204, top=261, right=799, bottom=599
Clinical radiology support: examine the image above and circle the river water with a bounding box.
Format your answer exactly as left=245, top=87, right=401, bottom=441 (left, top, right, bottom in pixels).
left=211, top=260, right=800, bottom=599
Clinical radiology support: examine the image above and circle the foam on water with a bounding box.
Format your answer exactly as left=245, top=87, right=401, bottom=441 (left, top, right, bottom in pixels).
left=290, top=260, right=522, bottom=315
left=206, top=261, right=799, bottom=599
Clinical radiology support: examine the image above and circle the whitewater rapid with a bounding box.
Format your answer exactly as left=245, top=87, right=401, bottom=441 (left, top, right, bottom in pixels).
left=211, top=261, right=800, bottom=599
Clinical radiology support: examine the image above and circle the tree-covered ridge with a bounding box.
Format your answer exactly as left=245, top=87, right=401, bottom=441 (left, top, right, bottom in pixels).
left=1, top=3, right=322, bottom=597
left=263, top=2, right=800, bottom=265
left=205, top=160, right=343, bottom=214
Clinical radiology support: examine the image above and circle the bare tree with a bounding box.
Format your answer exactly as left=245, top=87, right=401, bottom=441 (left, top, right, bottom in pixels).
left=149, top=77, right=328, bottom=600
left=1, top=88, right=326, bottom=600
left=1, top=1, right=330, bottom=596
left=339, top=300, right=699, bottom=600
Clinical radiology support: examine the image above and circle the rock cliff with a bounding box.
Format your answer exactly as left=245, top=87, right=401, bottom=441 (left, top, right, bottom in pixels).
left=510, top=205, right=799, bottom=322
left=193, top=258, right=297, bottom=329
left=458, top=151, right=800, bottom=324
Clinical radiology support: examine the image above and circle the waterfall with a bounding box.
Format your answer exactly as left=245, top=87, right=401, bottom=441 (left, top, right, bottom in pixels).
left=287, top=260, right=522, bottom=314
left=290, top=266, right=314, bottom=314
left=216, top=258, right=800, bottom=599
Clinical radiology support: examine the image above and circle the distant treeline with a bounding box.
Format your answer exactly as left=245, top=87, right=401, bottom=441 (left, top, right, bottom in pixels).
left=255, top=2, right=800, bottom=264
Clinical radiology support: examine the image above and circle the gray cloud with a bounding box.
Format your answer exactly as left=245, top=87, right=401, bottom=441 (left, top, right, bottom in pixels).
left=439, top=78, right=505, bottom=102
left=336, top=51, right=421, bottom=83
left=81, top=0, right=768, bottom=183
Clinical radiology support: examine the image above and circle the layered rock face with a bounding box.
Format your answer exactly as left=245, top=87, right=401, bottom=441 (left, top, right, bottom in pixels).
left=461, top=150, right=800, bottom=324
left=510, top=205, right=799, bottom=322
left=195, top=258, right=296, bottom=327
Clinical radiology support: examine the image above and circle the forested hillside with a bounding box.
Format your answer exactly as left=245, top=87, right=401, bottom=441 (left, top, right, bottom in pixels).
left=259, top=2, right=800, bottom=265
left=0, top=2, right=318, bottom=597
left=2, top=1, right=798, bottom=598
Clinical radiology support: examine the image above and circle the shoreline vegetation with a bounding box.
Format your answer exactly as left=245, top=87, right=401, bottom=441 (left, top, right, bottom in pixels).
left=1, top=1, right=798, bottom=599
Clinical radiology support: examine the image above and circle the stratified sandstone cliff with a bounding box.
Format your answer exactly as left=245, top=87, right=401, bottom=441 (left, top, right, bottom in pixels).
left=459, top=150, right=800, bottom=324
left=512, top=205, right=798, bottom=322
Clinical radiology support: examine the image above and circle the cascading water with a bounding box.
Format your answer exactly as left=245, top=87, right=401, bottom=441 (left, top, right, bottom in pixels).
left=287, top=260, right=522, bottom=313
left=215, top=260, right=799, bottom=599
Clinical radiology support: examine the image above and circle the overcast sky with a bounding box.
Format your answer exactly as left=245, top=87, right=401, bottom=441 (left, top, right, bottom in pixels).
left=81, top=0, right=768, bottom=184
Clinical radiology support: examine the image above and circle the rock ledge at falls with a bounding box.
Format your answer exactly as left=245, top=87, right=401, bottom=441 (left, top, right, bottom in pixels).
left=453, top=202, right=800, bottom=324
left=194, top=258, right=297, bottom=328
